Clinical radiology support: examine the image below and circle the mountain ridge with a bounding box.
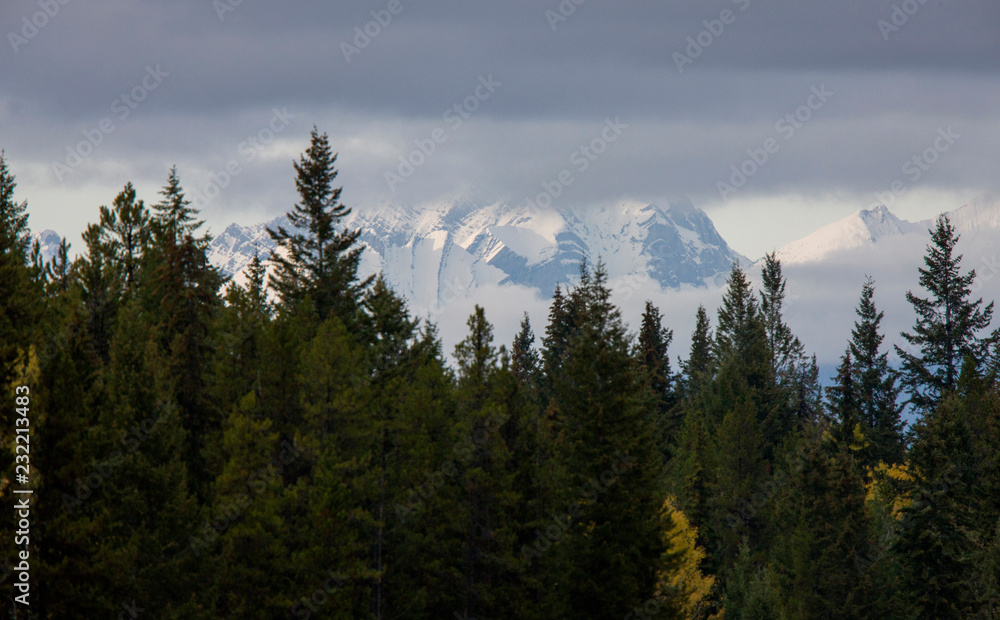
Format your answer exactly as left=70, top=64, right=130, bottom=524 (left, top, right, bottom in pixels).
left=207, top=197, right=749, bottom=309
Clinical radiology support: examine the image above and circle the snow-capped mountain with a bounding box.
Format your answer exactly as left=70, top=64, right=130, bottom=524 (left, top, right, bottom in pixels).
left=773, top=195, right=1000, bottom=266
left=773, top=204, right=921, bottom=265
left=30, top=229, right=63, bottom=264
left=207, top=197, right=747, bottom=309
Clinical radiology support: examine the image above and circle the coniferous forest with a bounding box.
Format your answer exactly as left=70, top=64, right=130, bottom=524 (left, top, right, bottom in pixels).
left=2, top=129, right=1000, bottom=619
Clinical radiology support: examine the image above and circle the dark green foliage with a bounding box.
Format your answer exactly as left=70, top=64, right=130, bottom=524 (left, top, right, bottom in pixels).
left=0, top=152, right=39, bottom=385
left=766, top=431, right=872, bottom=619
left=637, top=300, right=681, bottom=459
left=896, top=215, right=995, bottom=412
left=760, top=252, right=806, bottom=383
left=827, top=351, right=862, bottom=445
left=847, top=277, right=905, bottom=465
left=680, top=304, right=715, bottom=398
left=5, top=142, right=1000, bottom=620
left=267, top=126, right=371, bottom=322
left=153, top=166, right=204, bottom=248
left=545, top=262, right=667, bottom=618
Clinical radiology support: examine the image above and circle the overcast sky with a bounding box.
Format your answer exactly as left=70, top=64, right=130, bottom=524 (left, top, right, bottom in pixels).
left=2, top=0, right=998, bottom=259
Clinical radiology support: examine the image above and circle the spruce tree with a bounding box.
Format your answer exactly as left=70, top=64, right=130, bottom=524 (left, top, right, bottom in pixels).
left=896, top=215, right=995, bottom=413
left=637, top=300, right=678, bottom=417
left=848, top=277, right=904, bottom=465
left=0, top=152, right=39, bottom=385
left=766, top=430, right=872, bottom=619
left=153, top=166, right=204, bottom=248
left=510, top=313, right=541, bottom=388
left=679, top=304, right=715, bottom=399
left=546, top=262, right=665, bottom=618
left=267, top=127, right=370, bottom=322
left=95, top=183, right=151, bottom=293
left=451, top=306, right=521, bottom=619
left=714, top=263, right=769, bottom=390
left=760, top=252, right=806, bottom=382
left=826, top=352, right=862, bottom=447
left=143, top=171, right=225, bottom=498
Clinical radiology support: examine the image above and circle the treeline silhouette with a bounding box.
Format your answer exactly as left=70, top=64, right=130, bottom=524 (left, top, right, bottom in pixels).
left=1, top=132, right=999, bottom=619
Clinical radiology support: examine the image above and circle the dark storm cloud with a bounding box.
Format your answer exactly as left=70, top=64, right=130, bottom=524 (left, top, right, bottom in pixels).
left=1, top=0, right=998, bottom=257
left=3, top=0, right=998, bottom=119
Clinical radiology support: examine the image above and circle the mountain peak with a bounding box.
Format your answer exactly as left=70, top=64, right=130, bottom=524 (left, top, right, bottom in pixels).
left=774, top=203, right=917, bottom=265
left=208, top=198, right=745, bottom=304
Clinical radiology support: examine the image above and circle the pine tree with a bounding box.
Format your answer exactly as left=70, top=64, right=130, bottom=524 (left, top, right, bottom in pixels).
left=760, top=252, right=806, bottom=382
left=896, top=215, right=995, bottom=413
left=708, top=398, right=766, bottom=574
left=510, top=313, right=541, bottom=388
left=450, top=306, right=522, bottom=619
left=848, top=277, right=904, bottom=465
left=153, top=166, right=204, bottom=248
left=95, top=182, right=151, bottom=293
left=546, top=262, right=665, bottom=618
left=0, top=152, right=39, bottom=385
left=766, top=430, right=872, bottom=619
left=142, top=171, right=225, bottom=498
left=893, top=387, right=983, bottom=617
left=714, top=264, right=769, bottom=390
left=267, top=127, right=371, bottom=322
left=827, top=351, right=862, bottom=447
left=677, top=305, right=715, bottom=404
left=637, top=301, right=679, bottom=441
left=710, top=263, right=781, bottom=444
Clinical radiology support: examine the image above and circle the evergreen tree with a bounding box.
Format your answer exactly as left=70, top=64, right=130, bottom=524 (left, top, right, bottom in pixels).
left=760, top=252, right=806, bottom=382
left=143, top=171, right=225, bottom=498
left=546, top=262, right=665, bottom=618
left=95, top=182, right=151, bottom=293
left=267, top=127, right=371, bottom=322
left=713, top=264, right=770, bottom=392
left=450, top=306, right=521, bottom=619
left=679, top=304, right=715, bottom=399
left=153, top=166, right=204, bottom=248
left=896, top=215, right=995, bottom=412
left=510, top=313, right=541, bottom=388
left=0, top=152, right=39, bottom=385
left=637, top=301, right=679, bottom=453
left=848, top=277, right=904, bottom=465
left=826, top=351, right=862, bottom=446
left=893, top=388, right=983, bottom=617
left=766, top=430, right=872, bottom=619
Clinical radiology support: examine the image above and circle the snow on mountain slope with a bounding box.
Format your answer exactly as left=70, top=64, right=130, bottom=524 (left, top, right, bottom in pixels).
left=773, top=204, right=920, bottom=265
left=207, top=197, right=747, bottom=311
left=922, top=193, right=1000, bottom=234
left=773, top=195, right=1000, bottom=267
